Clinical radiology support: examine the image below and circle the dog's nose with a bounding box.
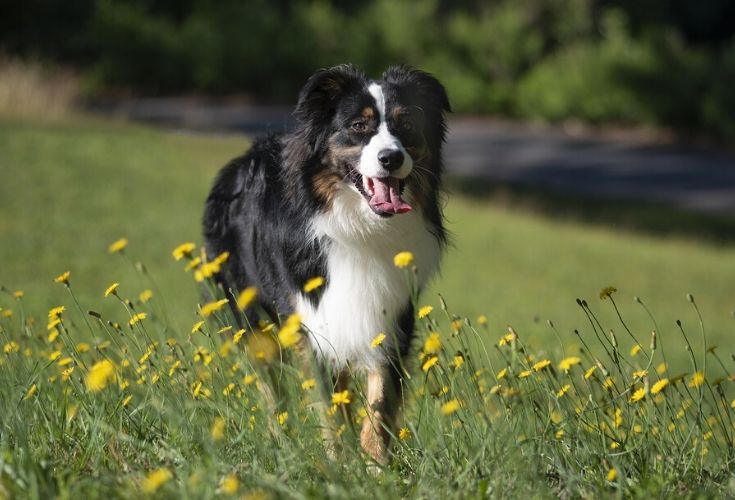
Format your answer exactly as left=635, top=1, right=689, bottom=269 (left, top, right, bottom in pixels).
left=377, top=149, right=404, bottom=171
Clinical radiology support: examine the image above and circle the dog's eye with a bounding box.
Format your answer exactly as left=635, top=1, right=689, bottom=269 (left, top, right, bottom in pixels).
left=401, top=121, right=415, bottom=132
left=350, top=121, right=367, bottom=133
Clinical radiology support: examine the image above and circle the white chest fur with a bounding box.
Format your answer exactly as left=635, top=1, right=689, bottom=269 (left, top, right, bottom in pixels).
left=296, top=184, right=441, bottom=371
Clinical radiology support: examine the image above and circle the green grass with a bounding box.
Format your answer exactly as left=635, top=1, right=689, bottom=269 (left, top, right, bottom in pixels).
left=1, top=116, right=735, bottom=497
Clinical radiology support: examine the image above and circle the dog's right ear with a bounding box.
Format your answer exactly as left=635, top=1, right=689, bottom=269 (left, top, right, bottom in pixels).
left=294, top=64, right=365, bottom=130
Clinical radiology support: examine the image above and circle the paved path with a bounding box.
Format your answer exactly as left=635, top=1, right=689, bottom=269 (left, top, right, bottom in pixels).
left=88, top=98, right=735, bottom=216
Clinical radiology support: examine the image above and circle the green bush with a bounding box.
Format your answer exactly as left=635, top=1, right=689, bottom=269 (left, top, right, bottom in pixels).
left=2, top=0, right=734, bottom=139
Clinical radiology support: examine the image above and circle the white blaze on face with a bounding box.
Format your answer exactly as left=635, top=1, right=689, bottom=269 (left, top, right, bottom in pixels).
left=358, top=83, right=413, bottom=179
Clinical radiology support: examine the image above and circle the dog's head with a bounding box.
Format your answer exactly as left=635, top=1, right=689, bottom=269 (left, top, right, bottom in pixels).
left=291, top=64, right=450, bottom=217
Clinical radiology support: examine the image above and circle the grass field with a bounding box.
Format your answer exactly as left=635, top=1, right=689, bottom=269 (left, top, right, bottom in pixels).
left=1, top=116, right=735, bottom=497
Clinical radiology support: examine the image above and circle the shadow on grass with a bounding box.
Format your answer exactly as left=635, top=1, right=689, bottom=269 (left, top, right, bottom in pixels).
left=447, top=176, right=735, bottom=246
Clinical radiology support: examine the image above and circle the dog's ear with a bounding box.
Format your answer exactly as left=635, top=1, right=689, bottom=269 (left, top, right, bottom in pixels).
left=294, top=64, right=366, bottom=130
left=382, top=65, right=451, bottom=114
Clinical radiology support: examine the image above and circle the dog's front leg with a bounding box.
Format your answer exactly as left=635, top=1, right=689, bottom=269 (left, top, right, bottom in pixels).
left=360, top=365, right=401, bottom=465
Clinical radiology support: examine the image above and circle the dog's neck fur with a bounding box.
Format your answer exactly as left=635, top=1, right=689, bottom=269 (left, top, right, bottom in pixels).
left=296, top=182, right=442, bottom=371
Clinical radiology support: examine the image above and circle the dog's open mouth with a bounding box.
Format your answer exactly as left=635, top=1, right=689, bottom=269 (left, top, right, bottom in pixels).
left=351, top=172, right=412, bottom=216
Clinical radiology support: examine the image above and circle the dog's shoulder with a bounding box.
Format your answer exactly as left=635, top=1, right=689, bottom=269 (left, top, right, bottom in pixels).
left=207, top=134, right=285, bottom=201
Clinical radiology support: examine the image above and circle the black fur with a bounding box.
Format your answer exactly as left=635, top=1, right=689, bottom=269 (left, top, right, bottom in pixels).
left=203, top=64, right=450, bottom=339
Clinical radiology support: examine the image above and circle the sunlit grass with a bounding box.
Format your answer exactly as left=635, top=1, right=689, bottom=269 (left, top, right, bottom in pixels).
left=1, top=244, right=734, bottom=497
left=1, top=115, right=735, bottom=496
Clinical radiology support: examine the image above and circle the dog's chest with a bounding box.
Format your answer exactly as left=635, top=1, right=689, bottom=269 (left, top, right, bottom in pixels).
left=296, top=187, right=441, bottom=370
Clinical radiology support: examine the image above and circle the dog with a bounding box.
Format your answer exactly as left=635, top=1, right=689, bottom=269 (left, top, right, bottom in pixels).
left=203, top=64, right=450, bottom=463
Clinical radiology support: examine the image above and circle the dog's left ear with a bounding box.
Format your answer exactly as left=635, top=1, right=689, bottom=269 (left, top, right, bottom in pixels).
left=382, top=66, right=451, bottom=114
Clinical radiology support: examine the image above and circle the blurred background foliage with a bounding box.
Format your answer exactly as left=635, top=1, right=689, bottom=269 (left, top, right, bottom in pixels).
left=2, top=0, right=734, bottom=139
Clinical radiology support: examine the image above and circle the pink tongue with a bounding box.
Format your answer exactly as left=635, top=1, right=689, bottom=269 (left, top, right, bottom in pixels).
left=368, top=177, right=412, bottom=214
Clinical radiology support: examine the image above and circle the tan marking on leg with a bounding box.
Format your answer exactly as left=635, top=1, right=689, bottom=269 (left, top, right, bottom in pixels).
left=360, top=369, right=396, bottom=465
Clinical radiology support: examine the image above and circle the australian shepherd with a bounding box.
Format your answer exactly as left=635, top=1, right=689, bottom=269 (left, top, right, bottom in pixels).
left=203, top=64, right=450, bottom=464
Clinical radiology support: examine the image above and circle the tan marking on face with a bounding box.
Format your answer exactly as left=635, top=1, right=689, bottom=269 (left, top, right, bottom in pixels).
left=361, top=107, right=375, bottom=119
left=390, top=106, right=408, bottom=121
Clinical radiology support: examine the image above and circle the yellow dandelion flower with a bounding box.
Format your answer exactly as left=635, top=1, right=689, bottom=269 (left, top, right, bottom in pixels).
left=599, top=286, right=617, bottom=300
left=518, top=370, right=532, bottom=378
left=688, top=371, right=705, bottom=388
left=302, top=378, right=316, bottom=390
left=128, top=312, right=146, bottom=326
left=630, top=387, right=647, bottom=402
left=607, top=468, right=617, bottom=481
left=184, top=257, right=201, bottom=272
left=213, top=251, right=229, bottom=265
left=242, top=374, right=257, bottom=385
left=651, top=378, right=669, bottom=395
left=233, top=329, right=246, bottom=344
left=139, top=289, right=153, bottom=303
left=450, top=319, right=463, bottom=332
left=498, top=332, right=516, bottom=346
left=278, top=314, right=301, bottom=348
left=423, top=332, right=442, bottom=354
left=191, top=320, right=205, bottom=333
left=85, top=359, right=115, bottom=392
left=632, top=369, right=648, bottom=379
left=656, top=362, right=667, bottom=375
left=172, top=242, right=196, bottom=261
left=220, top=474, right=239, bottom=495
left=393, top=251, right=414, bottom=268
left=104, top=282, right=119, bottom=297
left=47, top=329, right=59, bottom=343
left=418, top=305, right=433, bottom=318
left=24, top=383, right=38, bottom=400
left=108, top=238, right=128, bottom=253
left=332, top=390, right=351, bottom=405
left=1, top=309, right=12, bottom=318
left=13, top=290, right=24, bottom=298
left=48, top=350, right=62, bottom=361
left=630, top=344, right=642, bottom=356
left=398, top=427, right=411, bottom=440
left=277, top=411, right=289, bottom=426
left=303, top=277, right=325, bottom=293
left=584, top=366, right=598, bottom=379
left=497, top=367, right=508, bottom=379
left=533, top=359, right=551, bottom=372
left=53, top=271, right=70, bottom=285
left=76, top=342, right=90, bottom=353
left=122, top=394, right=133, bottom=407
left=558, top=356, right=581, bottom=372
left=453, top=354, right=465, bottom=369
left=371, top=332, right=386, bottom=348
left=555, top=430, right=565, bottom=439
left=614, top=408, right=623, bottom=427
left=48, top=306, right=66, bottom=318
left=57, top=356, right=73, bottom=367
left=211, top=417, right=225, bottom=441
left=3, top=341, right=20, bottom=354
left=200, top=299, right=229, bottom=317
left=557, top=384, right=571, bottom=398
left=422, top=355, right=439, bottom=372
left=142, top=468, right=172, bottom=493
left=440, top=399, right=461, bottom=416
left=477, top=314, right=488, bottom=326
left=237, top=286, right=257, bottom=310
